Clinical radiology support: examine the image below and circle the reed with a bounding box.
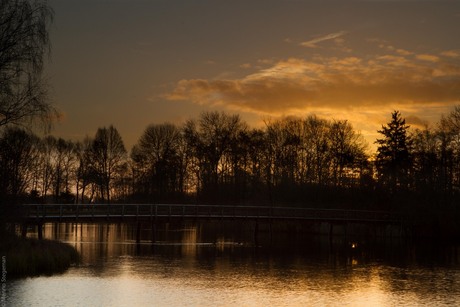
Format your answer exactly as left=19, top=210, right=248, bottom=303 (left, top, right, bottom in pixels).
left=0, top=233, right=79, bottom=278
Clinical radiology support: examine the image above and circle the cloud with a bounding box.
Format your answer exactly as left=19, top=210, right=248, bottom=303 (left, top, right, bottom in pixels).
left=441, top=50, right=460, bottom=58
left=416, top=54, right=440, bottom=62
left=405, top=115, right=429, bottom=128
left=300, top=31, right=347, bottom=48
left=165, top=51, right=460, bottom=117
left=396, top=49, right=413, bottom=56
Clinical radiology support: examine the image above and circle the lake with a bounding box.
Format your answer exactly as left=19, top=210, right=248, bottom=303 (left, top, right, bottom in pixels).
left=4, top=221, right=460, bottom=306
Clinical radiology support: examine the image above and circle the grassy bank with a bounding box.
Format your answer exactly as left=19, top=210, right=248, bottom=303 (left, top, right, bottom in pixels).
left=0, top=232, right=79, bottom=278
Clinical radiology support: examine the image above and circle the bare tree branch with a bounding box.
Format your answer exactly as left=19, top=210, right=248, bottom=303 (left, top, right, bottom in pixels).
left=0, top=0, right=56, bottom=130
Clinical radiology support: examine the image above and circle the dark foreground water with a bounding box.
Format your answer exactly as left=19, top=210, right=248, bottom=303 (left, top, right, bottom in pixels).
left=4, top=222, right=460, bottom=306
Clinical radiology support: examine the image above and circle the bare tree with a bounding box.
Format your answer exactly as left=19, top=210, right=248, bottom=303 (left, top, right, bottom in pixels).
left=439, top=105, right=460, bottom=195
left=0, top=127, right=39, bottom=203
left=302, top=115, right=331, bottom=186
left=184, top=111, right=246, bottom=200
left=75, top=137, right=96, bottom=204
left=0, top=0, right=57, bottom=129
left=328, top=120, right=368, bottom=187
left=411, top=127, right=440, bottom=194
left=131, top=123, right=184, bottom=201
left=90, top=125, right=127, bottom=203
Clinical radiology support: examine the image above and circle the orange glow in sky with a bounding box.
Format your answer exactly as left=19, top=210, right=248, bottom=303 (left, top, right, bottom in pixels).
left=46, top=0, right=460, bottom=151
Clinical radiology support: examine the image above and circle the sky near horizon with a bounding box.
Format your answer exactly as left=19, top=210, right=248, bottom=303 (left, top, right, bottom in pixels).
left=46, top=0, right=460, bottom=151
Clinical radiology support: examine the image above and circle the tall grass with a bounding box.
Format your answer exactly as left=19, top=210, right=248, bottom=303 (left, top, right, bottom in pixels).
left=1, top=232, right=79, bottom=278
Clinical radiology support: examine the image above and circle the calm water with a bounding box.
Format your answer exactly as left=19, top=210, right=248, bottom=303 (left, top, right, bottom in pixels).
left=5, top=222, right=460, bottom=306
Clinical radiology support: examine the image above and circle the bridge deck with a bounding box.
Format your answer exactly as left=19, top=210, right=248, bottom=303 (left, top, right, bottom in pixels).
left=20, top=204, right=405, bottom=224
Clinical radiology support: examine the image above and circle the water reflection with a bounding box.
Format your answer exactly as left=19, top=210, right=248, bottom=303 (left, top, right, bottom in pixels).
left=7, top=222, right=460, bottom=306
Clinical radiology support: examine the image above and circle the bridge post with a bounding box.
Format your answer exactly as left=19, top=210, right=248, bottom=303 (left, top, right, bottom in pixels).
left=37, top=223, right=43, bottom=240
left=136, top=221, right=141, bottom=244
left=329, top=223, right=334, bottom=242
left=269, top=219, right=273, bottom=245
left=21, top=223, right=28, bottom=238
left=254, top=220, right=259, bottom=246
left=151, top=222, right=156, bottom=244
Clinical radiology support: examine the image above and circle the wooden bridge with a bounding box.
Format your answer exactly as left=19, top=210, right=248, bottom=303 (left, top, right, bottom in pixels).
left=19, top=204, right=411, bottom=242
left=21, top=203, right=405, bottom=225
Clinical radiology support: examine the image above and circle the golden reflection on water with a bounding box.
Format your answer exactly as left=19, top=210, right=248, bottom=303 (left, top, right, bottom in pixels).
left=181, top=226, right=198, bottom=257
left=12, top=222, right=460, bottom=306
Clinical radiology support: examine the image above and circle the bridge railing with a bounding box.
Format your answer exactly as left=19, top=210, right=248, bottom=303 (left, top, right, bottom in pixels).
left=21, top=203, right=405, bottom=224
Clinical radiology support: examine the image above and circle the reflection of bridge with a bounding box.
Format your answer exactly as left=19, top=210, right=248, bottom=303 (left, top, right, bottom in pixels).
left=20, top=204, right=409, bottom=242
left=22, top=203, right=405, bottom=224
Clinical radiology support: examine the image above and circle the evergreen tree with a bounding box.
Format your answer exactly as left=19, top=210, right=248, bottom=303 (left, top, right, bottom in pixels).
left=375, top=111, right=412, bottom=192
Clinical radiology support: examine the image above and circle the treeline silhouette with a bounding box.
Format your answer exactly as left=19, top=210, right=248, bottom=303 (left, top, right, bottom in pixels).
left=1, top=108, right=460, bottom=216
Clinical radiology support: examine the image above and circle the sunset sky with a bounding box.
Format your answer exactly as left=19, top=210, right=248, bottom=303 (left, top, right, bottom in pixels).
left=46, top=0, right=460, bottom=151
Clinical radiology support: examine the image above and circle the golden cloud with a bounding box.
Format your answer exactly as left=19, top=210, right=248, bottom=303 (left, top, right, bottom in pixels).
left=166, top=53, right=460, bottom=116
left=416, top=54, right=440, bottom=62
left=440, top=50, right=460, bottom=58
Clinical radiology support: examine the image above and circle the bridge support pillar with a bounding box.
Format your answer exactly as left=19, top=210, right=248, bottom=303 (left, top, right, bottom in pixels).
left=37, top=223, right=43, bottom=240
left=269, top=220, right=273, bottom=245
left=21, top=223, right=28, bottom=238
left=136, top=222, right=141, bottom=244
left=329, top=223, right=334, bottom=245
left=254, top=221, right=259, bottom=246
left=151, top=222, right=156, bottom=244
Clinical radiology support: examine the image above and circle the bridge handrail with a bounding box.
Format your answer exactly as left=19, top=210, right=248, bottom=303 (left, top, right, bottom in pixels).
left=20, top=203, right=405, bottom=223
